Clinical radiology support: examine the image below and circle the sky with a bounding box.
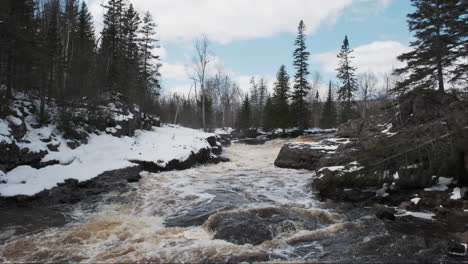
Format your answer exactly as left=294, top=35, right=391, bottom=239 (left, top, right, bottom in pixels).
left=85, top=0, right=414, bottom=98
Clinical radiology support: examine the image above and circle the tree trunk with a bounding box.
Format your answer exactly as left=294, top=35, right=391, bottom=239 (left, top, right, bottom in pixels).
left=437, top=59, right=444, bottom=92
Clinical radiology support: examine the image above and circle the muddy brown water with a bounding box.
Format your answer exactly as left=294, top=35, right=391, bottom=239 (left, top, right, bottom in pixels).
left=0, top=140, right=465, bottom=263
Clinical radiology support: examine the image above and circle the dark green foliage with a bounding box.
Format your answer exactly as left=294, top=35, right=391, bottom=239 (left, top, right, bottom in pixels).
left=336, top=36, right=358, bottom=123
left=263, top=96, right=274, bottom=131
left=272, top=65, right=291, bottom=131
left=394, top=0, right=467, bottom=93
left=320, top=81, right=337, bottom=129
left=238, top=95, right=251, bottom=130
left=291, top=20, right=311, bottom=131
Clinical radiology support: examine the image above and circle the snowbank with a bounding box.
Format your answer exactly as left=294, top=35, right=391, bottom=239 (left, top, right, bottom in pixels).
left=0, top=125, right=212, bottom=197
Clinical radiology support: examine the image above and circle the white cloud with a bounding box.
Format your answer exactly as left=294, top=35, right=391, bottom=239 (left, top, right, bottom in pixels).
left=86, top=0, right=395, bottom=44
left=312, top=40, right=411, bottom=76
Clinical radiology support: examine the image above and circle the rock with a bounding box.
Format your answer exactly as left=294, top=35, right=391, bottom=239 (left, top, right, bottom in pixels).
left=448, top=240, right=466, bottom=256
left=462, top=187, right=468, bottom=200
left=0, top=143, right=48, bottom=171
left=165, top=189, right=246, bottom=227
left=206, top=136, right=217, bottom=147
left=275, top=143, right=330, bottom=170
left=446, top=210, right=468, bottom=233
left=66, top=141, right=81, bottom=150
left=337, top=119, right=364, bottom=138
left=211, top=146, right=222, bottom=155
left=399, top=201, right=415, bottom=211
left=204, top=207, right=337, bottom=246
left=210, top=156, right=230, bottom=164
left=47, top=143, right=60, bottom=152
left=374, top=204, right=396, bottom=221
left=237, top=138, right=266, bottom=145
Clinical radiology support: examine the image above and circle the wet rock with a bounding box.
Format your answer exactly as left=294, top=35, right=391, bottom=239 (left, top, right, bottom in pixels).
left=210, top=156, right=230, bottom=164
left=237, top=138, right=266, bottom=145
left=165, top=189, right=246, bottom=227
left=319, top=187, right=376, bottom=203
left=275, top=143, right=330, bottom=170
left=206, top=136, right=217, bottom=147
left=374, top=204, right=396, bottom=221
left=446, top=210, right=468, bottom=233
left=399, top=201, right=415, bottom=211
left=204, top=207, right=337, bottom=246
left=130, top=148, right=211, bottom=173
left=462, top=187, right=468, bottom=200
left=211, top=146, right=222, bottom=155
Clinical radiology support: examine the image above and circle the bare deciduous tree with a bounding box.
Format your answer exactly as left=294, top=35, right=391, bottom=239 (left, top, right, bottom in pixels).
left=358, top=71, right=377, bottom=119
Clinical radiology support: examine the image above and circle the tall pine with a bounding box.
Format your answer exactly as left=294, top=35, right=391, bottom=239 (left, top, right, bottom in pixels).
left=320, top=81, right=337, bottom=129
left=336, top=35, right=358, bottom=123
left=273, top=65, right=291, bottom=132
left=394, top=0, right=466, bottom=92
left=291, top=20, right=311, bottom=131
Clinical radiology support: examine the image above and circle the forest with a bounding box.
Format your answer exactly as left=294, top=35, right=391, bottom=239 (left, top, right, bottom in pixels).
left=2, top=0, right=465, bottom=134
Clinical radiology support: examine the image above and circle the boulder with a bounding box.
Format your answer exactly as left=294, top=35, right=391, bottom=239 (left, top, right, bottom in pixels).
left=0, top=143, right=48, bottom=171
left=275, top=143, right=331, bottom=170
left=237, top=138, right=266, bottom=145
left=373, top=204, right=396, bottom=221
left=337, top=119, right=364, bottom=138
left=204, top=207, right=337, bottom=245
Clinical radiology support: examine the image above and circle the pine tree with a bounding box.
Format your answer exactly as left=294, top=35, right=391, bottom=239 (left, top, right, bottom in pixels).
left=238, top=94, right=251, bottom=130
left=336, top=35, right=358, bottom=123
left=263, top=96, right=274, bottom=131
left=273, top=65, right=291, bottom=132
left=99, top=0, right=125, bottom=93
left=291, top=20, right=311, bottom=131
left=70, top=1, right=95, bottom=97
left=445, top=0, right=467, bottom=84
left=394, top=0, right=466, bottom=92
left=320, top=81, right=337, bottom=129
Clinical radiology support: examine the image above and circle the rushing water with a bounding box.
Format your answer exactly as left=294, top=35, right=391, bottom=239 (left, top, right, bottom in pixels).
left=0, top=140, right=464, bottom=263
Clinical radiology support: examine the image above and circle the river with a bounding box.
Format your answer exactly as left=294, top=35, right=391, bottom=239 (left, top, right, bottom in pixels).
left=0, top=140, right=463, bottom=263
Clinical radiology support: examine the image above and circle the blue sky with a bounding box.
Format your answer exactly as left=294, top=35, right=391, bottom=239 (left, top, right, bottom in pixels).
left=86, top=0, right=414, bottom=97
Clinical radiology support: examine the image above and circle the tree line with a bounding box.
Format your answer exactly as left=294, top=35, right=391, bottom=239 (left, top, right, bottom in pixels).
left=0, top=0, right=161, bottom=122
left=1, top=0, right=466, bottom=132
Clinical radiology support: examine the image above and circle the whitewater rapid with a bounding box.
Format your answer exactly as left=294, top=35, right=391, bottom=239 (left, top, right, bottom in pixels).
left=1, top=140, right=350, bottom=263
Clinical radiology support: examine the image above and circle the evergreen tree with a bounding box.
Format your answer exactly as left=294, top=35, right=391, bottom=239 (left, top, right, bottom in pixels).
left=336, top=35, right=358, bottom=123
left=263, top=96, right=274, bottom=131
left=139, top=12, right=161, bottom=94
left=70, top=1, right=95, bottom=97
left=394, top=0, right=466, bottom=92
left=99, top=0, right=125, bottom=93
left=0, top=0, right=37, bottom=99
left=321, top=81, right=337, bottom=129
left=238, top=94, right=251, bottom=130
left=273, top=65, right=291, bottom=132
left=291, top=20, right=311, bottom=131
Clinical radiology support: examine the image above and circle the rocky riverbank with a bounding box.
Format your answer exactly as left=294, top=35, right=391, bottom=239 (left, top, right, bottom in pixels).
left=275, top=89, right=468, bottom=256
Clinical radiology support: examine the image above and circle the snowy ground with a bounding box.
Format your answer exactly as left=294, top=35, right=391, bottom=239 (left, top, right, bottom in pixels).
left=0, top=125, right=213, bottom=197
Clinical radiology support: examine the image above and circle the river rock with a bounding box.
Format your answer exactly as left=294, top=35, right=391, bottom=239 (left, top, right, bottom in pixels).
left=275, top=143, right=332, bottom=170
left=373, top=204, right=396, bottom=221
left=337, top=119, right=364, bottom=138
left=204, top=207, right=337, bottom=246
left=165, top=189, right=246, bottom=227
left=237, top=138, right=266, bottom=145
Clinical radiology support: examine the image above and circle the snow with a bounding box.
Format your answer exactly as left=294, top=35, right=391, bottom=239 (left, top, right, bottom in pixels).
left=381, top=123, right=398, bottom=137
left=214, top=127, right=234, bottom=134
left=17, top=125, right=56, bottom=153
left=451, top=187, right=461, bottom=200
left=393, top=172, right=400, bottom=180
left=114, top=112, right=134, bottom=121
left=0, top=125, right=212, bottom=197
left=376, top=183, right=389, bottom=197
left=7, top=115, right=22, bottom=126
left=290, top=141, right=339, bottom=150
left=397, top=211, right=435, bottom=220
left=411, top=198, right=421, bottom=205
left=424, top=177, right=453, bottom=191
left=319, top=166, right=345, bottom=172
